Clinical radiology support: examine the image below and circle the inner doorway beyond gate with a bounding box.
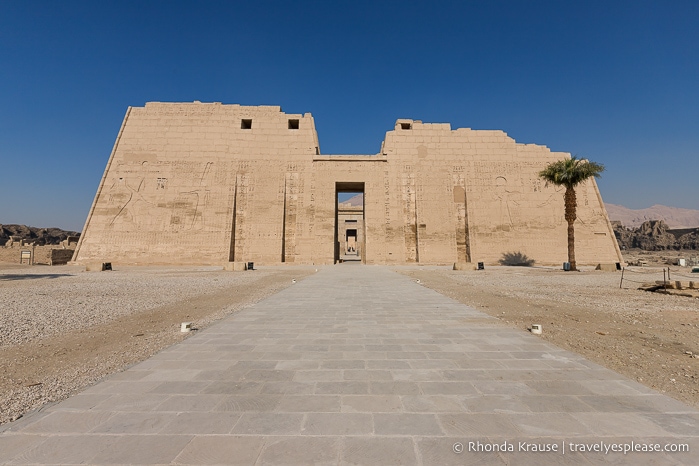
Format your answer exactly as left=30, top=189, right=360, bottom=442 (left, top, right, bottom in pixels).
left=335, top=182, right=365, bottom=263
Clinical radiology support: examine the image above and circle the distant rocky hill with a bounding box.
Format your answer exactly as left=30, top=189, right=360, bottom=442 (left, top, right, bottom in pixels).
left=0, top=224, right=80, bottom=246
left=339, top=193, right=364, bottom=207
left=613, top=220, right=699, bottom=251
left=606, top=203, right=699, bottom=229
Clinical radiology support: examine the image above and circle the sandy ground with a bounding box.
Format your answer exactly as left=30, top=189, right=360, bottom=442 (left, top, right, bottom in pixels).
left=398, top=257, right=699, bottom=409
left=2, top=254, right=698, bottom=425
left=0, top=264, right=314, bottom=425
left=622, top=248, right=699, bottom=268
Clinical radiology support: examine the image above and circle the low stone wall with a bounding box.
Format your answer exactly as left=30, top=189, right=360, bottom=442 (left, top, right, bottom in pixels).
left=50, top=249, right=75, bottom=265
left=0, top=245, right=74, bottom=265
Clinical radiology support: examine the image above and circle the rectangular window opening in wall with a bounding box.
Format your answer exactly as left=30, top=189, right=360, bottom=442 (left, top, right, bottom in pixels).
left=345, top=219, right=357, bottom=223
left=400, top=123, right=412, bottom=130
left=315, top=147, right=320, bottom=155
left=288, top=119, right=299, bottom=129
left=241, top=119, right=252, bottom=129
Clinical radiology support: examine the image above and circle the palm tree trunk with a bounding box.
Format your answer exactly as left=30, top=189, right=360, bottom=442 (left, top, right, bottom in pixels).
left=564, top=186, right=577, bottom=271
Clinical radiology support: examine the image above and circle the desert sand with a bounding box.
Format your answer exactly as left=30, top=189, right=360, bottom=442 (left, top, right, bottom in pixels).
left=0, top=264, right=313, bottom=424
left=1, top=256, right=698, bottom=425
left=399, top=259, right=699, bottom=409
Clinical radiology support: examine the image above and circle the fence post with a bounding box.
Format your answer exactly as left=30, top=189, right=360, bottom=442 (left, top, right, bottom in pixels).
left=619, top=267, right=625, bottom=289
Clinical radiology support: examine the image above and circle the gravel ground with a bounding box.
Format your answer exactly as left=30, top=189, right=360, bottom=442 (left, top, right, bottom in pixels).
left=0, top=264, right=313, bottom=425
left=2, top=259, right=698, bottom=425
left=0, top=265, right=269, bottom=347
left=443, top=266, right=699, bottom=314
left=399, top=261, right=699, bottom=408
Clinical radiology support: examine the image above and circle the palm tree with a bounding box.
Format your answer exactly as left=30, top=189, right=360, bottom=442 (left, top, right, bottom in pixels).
left=539, top=156, right=605, bottom=271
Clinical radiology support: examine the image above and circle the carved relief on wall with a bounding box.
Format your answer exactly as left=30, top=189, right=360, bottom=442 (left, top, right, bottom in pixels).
left=493, top=176, right=520, bottom=230
left=533, top=183, right=565, bottom=229
left=106, top=175, right=151, bottom=227
left=573, top=182, right=608, bottom=232
left=105, top=160, right=214, bottom=232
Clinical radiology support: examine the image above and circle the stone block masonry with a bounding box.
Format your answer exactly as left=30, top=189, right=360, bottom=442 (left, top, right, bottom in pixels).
left=49, top=249, right=75, bottom=266
left=0, top=245, right=75, bottom=265
left=73, top=102, right=622, bottom=266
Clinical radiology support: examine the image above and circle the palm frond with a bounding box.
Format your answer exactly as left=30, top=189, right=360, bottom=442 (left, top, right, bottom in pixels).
left=538, top=156, right=605, bottom=188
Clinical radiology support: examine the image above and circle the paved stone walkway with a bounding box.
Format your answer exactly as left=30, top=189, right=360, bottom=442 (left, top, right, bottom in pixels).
left=1, top=265, right=698, bottom=465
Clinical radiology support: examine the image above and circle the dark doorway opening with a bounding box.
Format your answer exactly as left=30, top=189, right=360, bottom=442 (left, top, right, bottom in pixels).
left=335, top=182, right=365, bottom=264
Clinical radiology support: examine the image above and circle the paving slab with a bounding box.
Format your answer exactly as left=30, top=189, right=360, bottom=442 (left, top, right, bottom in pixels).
left=1, top=265, right=698, bottom=464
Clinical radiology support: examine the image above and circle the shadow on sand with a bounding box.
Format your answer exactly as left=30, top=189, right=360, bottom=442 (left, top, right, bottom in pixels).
left=0, top=273, right=74, bottom=281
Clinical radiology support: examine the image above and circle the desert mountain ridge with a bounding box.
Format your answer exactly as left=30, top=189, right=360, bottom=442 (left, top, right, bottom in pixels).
left=339, top=193, right=364, bottom=207
left=0, top=224, right=80, bottom=246
left=605, top=203, right=699, bottom=229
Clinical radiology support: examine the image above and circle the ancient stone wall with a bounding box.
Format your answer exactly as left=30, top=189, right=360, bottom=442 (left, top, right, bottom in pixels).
left=50, top=249, right=75, bottom=265
left=74, top=102, right=622, bottom=267
left=74, top=103, right=318, bottom=265
left=381, top=121, right=620, bottom=265
left=0, top=245, right=36, bottom=264
left=0, top=244, right=74, bottom=265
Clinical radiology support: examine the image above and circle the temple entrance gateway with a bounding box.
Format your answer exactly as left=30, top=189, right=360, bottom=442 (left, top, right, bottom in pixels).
left=73, top=102, right=623, bottom=267
left=335, top=182, right=365, bottom=263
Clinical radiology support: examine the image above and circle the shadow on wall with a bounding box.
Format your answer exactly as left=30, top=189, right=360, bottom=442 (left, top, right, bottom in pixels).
left=499, top=251, right=536, bottom=267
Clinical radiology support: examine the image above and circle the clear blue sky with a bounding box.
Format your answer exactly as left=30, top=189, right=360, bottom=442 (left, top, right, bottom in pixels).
left=1, top=1, right=697, bottom=231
